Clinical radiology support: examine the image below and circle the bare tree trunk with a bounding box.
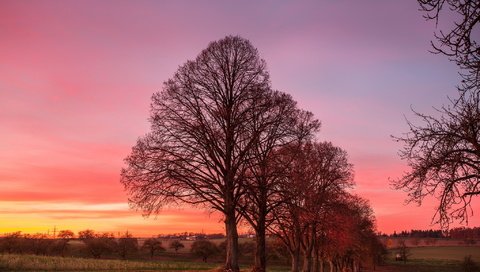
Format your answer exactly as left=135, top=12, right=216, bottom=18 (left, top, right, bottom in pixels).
left=312, top=252, right=319, bottom=272
left=225, top=204, right=239, bottom=272
left=254, top=216, right=267, bottom=272
left=328, top=260, right=333, bottom=272
left=302, top=248, right=313, bottom=272
left=291, top=250, right=301, bottom=272
left=302, top=226, right=315, bottom=272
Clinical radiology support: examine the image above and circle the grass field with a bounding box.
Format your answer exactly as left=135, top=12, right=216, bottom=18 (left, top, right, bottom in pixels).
left=408, top=246, right=480, bottom=261
left=0, top=254, right=218, bottom=271
left=1, top=245, right=478, bottom=271
left=384, top=245, right=480, bottom=272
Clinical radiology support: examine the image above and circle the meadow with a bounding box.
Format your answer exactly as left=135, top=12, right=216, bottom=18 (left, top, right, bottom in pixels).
left=383, top=245, right=480, bottom=272
left=0, top=254, right=217, bottom=271
left=0, top=244, right=479, bottom=271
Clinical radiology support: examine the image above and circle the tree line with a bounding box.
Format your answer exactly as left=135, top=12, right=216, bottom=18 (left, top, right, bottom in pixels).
left=0, top=230, right=141, bottom=259
left=0, top=230, right=294, bottom=264
left=121, top=35, right=384, bottom=272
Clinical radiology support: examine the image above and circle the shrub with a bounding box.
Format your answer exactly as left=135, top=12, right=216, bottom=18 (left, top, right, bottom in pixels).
left=190, top=240, right=219, bottom=262
left=142, top=238, right=165, bottom=258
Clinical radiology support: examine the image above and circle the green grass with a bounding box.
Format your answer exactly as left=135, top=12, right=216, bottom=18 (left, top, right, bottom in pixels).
left=0, top=254, right=218, bottom=271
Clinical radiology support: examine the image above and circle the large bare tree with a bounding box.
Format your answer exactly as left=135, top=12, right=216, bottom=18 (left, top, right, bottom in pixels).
left=393, top=92, right=480, bottom=228
left=121, top=36, right=279, bottom=271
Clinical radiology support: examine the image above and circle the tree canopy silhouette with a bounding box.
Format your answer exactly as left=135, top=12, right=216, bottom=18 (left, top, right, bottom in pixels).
left=418, top=0, right=479, bottom=94
left=121, top=35, right=307, bottom=271
left=394, top=1, right=479, bottom=229
left=393, top=92, right=480, bottom=228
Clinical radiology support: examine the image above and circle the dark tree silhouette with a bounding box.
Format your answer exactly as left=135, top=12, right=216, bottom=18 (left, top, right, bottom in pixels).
left=57, top=230, right=74, bottom=257
left=169, top=240, right=184, bottom=253
left=238, top=101, right=320, bottom=272
left=78, top=230, right=116, bottom=259
left=191, top=240, right=219, bottom=263
left=142, top=238, right=165, bottom=258
left=418, top=0, right=479, bottom=93
left=268, top=141, right=354, bottom=272
left=117, top=231, right=138, bottom=260
left=397, top=240, right=411, bottom=264
left=393, top=92, right=480, bottom=228
left=121, top=36, right=284, bottom=272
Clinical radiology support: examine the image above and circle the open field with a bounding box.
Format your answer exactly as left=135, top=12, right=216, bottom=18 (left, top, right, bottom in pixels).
left=381, top=245, right=480, bottom=272
left=0, top=254, right=291, bottom=272
left=1, top=245, right=478, bottom=271
left=407, top=246, right=480, bottom=261
left=0, top=254, right=218, bottom=271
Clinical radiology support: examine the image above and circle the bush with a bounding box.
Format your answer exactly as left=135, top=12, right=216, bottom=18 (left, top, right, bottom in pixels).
left=117, top=231, right=138, bottom=260
left=78, top=230, right=117, bottom=259
left=169, top=240, right=185, bottom=253
left=142, top=238, right=165, bottom=258
left=190, top=240, right=219, bottom=262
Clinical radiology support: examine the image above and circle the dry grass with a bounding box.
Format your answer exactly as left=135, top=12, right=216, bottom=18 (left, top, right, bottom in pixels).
left=0, top=254, right=217, bottom=271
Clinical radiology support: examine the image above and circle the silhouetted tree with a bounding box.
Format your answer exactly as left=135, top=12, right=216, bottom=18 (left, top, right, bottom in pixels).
left=117, top=231, right=138, bottom=260
left=238, top=105, right=320, bottom=272
left=397, top=240, right=411, bottom=264
left=418, top=0, right=479, bottom=93
left=25, top=233, right=52, bottom=255
left=78, top=230, right=116, bottom=259
left=56, top=230, right=74, bottom=257
left=121, top=35, right=293, bottom=272
left=169, top=240, right=184, bottom=253
left=142, top=238, right=165, bottom=258
left=0, top=232, right=22, bottom=254
left=191, top=240, right=219, bottom=263
left=268, top=141, right=354, bottom=272
left=393, top=92, right=480, bottom=228
left=395, top=1, right=479, bottom=231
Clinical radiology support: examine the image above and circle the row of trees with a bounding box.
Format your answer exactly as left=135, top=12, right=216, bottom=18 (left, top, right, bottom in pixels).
left=0, top=230, right=187, bottom=260
left=449, top=227, right=480, bottom=241
left=121, top=36, right=384, bottom=272
left=387, top=229, right=444, bottom=238
left=0, top=230, right=74, bottom=256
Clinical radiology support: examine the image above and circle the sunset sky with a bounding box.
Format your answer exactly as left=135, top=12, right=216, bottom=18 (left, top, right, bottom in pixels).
left=1, top=0, right=478, bottom=237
